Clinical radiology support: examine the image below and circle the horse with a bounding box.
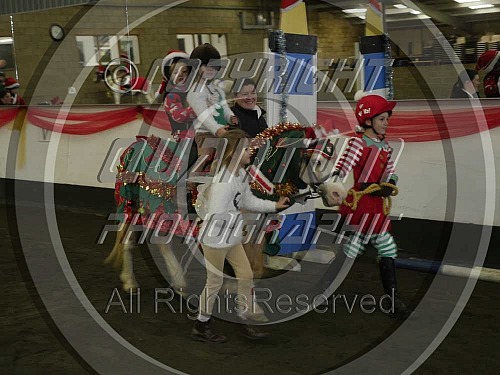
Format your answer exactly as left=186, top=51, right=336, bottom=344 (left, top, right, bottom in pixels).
left=105, top=124, right=345, bottom=293
left=241, top=122, right=346, bottom=277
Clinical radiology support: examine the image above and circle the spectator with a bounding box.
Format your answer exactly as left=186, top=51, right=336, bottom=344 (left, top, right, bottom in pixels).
left=0, top=88, right=13, bottom=105
left=450, top=69, right=480, bottom=98
left=476, top=50, right=500, bottom=98
left=230, top=78, right=268, bottom=138
left=0, top=71, right=5, bottom=85
left=4, top=77, right=26, bottom=105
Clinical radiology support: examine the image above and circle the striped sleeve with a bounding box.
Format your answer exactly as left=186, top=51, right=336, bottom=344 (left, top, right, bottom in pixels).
left=164, top=93, right=196, bottom=123
left=385, top=148, right=398, bottom=183
left=335, top=137, right=364, bottom=178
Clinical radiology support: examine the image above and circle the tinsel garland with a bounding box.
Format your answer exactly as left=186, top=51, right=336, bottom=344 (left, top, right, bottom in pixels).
left=116, top=170, right=177, bottom=201
left=248, top=122, right=306, bottom=198
left=250, top=181, right=299, bottom=198
left=275, top=181, right=299, bottom=197
left=384, top=33, right=394, bottom=100
left=249, top=121, right=305, bottom=155
left=276, top=30, right=289, bottom=122
left=144, top=135, right=182, bottom=171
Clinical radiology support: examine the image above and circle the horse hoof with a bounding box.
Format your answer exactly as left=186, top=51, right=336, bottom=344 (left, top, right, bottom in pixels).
left=121, top=281, right=139, bottom=295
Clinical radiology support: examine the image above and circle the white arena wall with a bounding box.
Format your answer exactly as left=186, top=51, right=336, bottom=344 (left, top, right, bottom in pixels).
left=0, top=103, right=498, bottom=227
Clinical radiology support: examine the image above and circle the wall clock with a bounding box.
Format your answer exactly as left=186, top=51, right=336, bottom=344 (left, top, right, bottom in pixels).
left=49, top=24, right=65, bottom=41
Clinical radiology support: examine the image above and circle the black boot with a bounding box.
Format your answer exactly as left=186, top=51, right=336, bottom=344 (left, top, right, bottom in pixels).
left=379, top=257, right=409, bottom=319
left=240, top=325, right=269, bottom=340
left=191, top=319, right=227, bottom=343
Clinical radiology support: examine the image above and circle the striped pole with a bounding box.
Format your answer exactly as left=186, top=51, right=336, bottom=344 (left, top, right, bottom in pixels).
left=395, top=258, right=500, bottom=283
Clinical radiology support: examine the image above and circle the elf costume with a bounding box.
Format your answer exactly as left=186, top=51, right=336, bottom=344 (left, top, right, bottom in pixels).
left=334, top=94, right=408, bottom=319
left=161, top=50, right=197, bottom=137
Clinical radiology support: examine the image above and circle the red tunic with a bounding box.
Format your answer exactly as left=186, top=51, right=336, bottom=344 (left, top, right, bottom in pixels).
left=337, top=134, right=396, bottom=234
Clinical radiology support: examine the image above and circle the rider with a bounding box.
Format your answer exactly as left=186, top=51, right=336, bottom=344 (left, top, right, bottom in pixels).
left=331, top=94, right=408, bottom=319
left=187, top=43, right=238, bottom=173
left=161, top=50, right=196, bottom=137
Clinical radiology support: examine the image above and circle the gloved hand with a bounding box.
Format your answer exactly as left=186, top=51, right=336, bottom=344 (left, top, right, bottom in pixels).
left=358, top=182, right=379, bottom=192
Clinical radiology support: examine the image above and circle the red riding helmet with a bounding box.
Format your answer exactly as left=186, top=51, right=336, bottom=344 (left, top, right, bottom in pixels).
left=355, top=94, right=396, bottom=126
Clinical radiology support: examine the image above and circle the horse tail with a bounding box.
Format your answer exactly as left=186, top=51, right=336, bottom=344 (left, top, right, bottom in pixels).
left=104, top=222, right=130, bottom=269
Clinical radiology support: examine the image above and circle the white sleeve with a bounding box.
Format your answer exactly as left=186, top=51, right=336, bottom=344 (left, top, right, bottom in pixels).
left=187, top=91, right=224, bottom=135
left=218, top=87, right=234, bottom=123
left=240, top=182, right=277, bottom=213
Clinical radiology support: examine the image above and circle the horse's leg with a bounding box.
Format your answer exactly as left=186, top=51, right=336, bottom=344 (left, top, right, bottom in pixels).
left=243, top=242, right=265, bottom=279
left=120, top=237, right=139, bottom=292
left=157, top=243, right=187, bottom=294
left=105, top=222, right=139, bottom=292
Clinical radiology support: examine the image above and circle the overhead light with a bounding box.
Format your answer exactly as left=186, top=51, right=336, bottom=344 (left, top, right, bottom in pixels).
left=342, top=8, right=367, bottom=14
left=469, top=3, right=494, bottom=9
left=454, top=0, right=480, bottom=3
left=393, top=4, right=407, bottom=8
left=410, top=10, right=421, bottom=14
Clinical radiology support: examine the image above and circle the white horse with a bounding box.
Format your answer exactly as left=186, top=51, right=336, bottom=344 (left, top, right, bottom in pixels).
left=106, top=126, right=346, bottom=293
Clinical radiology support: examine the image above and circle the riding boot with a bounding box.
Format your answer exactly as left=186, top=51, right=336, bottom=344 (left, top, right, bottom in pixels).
left=239, top=324, right=269, bottom=340
left=191, top=319, right=227, bottom=343
left=378, top=257, right=409, bottom=319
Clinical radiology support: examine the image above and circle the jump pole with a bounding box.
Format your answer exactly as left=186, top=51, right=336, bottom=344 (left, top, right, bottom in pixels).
left=395, top=258, right=500, bottom=283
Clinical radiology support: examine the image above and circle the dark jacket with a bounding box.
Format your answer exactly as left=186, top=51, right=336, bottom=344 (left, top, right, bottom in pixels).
left=231, top=102, right=268, bottom=138
left=450, top=88, right=479, bottom=99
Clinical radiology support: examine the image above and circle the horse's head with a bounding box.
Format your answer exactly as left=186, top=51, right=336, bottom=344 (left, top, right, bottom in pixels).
left=249, top=123, right=344, bottom=207
left=299, top=128, right=348, bottom=207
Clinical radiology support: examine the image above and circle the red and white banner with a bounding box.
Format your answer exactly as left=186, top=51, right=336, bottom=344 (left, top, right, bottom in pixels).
left=1, top=102, right=500, bottom=142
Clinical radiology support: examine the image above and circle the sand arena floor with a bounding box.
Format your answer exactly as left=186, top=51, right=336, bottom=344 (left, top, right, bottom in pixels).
left=1, top=203, right=499, bottom=374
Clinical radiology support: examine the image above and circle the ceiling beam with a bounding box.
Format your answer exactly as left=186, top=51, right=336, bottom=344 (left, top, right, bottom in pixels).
left=406, top=0, right=474, bottom=34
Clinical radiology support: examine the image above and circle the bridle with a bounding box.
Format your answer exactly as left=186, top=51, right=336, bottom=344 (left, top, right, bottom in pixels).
left=290, top=184, right=322, bottom=204
left=292, top=138, right=336, bottom=204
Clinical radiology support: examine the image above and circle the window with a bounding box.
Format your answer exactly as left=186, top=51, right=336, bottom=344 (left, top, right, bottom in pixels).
left=76, top=35, right=140, bottom=66
left=0, top=37, right=15, bottom=70
left=176, top=34, right=227, bottom=56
